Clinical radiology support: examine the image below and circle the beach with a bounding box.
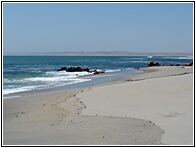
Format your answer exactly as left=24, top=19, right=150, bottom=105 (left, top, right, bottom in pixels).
left=3, top=66, right=193, bottom=145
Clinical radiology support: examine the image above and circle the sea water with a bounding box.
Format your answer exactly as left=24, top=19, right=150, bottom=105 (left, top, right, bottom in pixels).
left=3, top=56, right=192, bottom=98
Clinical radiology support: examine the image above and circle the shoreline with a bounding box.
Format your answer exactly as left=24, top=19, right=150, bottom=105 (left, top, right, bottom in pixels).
left=3, top=68, right=143, bottom=99
left=3, top=55, right=193, bottom=99
left=3, top=66, right=193, bottom=145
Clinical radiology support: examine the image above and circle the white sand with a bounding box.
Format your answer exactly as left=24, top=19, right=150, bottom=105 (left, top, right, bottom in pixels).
left=78, top=66, right=193, bottom=145
left=3, top=66, right=193, bottom=145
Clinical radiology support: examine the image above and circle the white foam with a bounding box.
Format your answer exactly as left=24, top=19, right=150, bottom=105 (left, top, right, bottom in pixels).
left=105, top=69, right=121, bottom=72
left=25, top=77, right=64, bottom=82
left=46, top=71, right=91, bottom=77
left=3, top=86, right=37, bottom=95
left=147, top=56, right=153, bottom=58
left=4, top=69, right=132, bottom=96
left=178, top=57, right=193, bottom=59
left=163, top=56, right=192, bottom=59
left=3, top=78, right=91, bottom=96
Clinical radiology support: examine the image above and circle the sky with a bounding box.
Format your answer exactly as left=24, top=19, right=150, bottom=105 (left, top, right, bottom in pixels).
left=3, top=2, right=193, bottom=54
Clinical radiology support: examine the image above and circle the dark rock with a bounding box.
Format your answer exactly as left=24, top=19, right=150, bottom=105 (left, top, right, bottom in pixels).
left=174, top=64, right=180, bottom=66
left=188, top=62, right=193, bottom=66
left=154, top=62, right=160, bottom=66
left=76, top=67, right=82, bottom=72
left=184, top=62, right=193, bottom=66
left=81, top=68, right=89, bottom=72
left=148, top=61, right=154, bottom=67
left=94, top=70, right=99, bottom=74
left=57, top=66, right=67, bottom=71
left=90, top=70, right=102, bottom=74
left=58, top=66, right=90, bottom=72
left=67, top=66, right=76, bottom=72
left=57, top=66, right=104, bottom=73
left=90, top=70, right=96, bottom=73
left=93, top=70, right=105, bottom=75
left=148, top=61, right=159, bottom=67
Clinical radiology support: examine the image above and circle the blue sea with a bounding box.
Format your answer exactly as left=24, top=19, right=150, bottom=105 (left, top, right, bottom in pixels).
left=3, top=56, right=193, bottom=98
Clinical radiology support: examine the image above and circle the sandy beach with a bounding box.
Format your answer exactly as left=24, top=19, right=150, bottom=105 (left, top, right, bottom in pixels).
left=3, top=66, right=193, bottom=145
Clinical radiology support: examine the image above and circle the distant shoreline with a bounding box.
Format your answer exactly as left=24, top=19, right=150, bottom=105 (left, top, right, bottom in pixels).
left=3, top=52, right=193, bottom=57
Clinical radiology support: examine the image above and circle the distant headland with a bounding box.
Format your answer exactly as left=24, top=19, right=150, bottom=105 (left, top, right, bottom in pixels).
left=3, top=51, right=193, bottom=57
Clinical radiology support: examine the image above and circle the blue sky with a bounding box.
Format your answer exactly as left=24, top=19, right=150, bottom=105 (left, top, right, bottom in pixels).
left=3, top=2, right=193, bottom=54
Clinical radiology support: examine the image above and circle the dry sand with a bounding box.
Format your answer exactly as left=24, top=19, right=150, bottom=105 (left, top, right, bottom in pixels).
left=3, top=66, right=193, bottom=145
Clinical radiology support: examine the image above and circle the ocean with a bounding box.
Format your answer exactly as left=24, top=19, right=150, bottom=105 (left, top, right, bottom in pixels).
left=3, top=56, right=193, bottom=98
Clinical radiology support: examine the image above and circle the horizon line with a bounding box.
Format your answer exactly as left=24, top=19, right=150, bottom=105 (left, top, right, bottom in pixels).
left=3, top=51, right=193, bottom=56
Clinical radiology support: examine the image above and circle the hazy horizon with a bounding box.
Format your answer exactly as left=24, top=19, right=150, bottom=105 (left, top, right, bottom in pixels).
left=3, top=51, right=193, bottom=56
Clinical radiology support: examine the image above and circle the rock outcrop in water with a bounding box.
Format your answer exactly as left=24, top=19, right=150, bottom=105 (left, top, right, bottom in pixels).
left=57, top=66, right=105, bottom=74
left=67, top=67, right=90, bottom=72
left=183, top=62, right=193, bottom=66
left=57, top=66, right=67, bottom=71
left=57, top=66, right=89, bottom=72
left=148, top=61, right=160, bottom=67
left=148, top=61, right=193, bottom=67
left=90, top=70, right=105, bottom=74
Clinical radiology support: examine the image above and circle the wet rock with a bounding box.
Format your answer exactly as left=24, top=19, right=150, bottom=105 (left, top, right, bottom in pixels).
left=81, top=68, right=89, bottom=72
left=92, top=70, right=105, bottom=75
left=147, top=61, right=193, bottom=67
left=154, top=62, right=160, bottom=66
left=148, top=61, right=154, bottom=67
left=174, top=64, right=180, bottom=66
left=57, top=66, right=90, bottom=72
left=57, top=66, right=67, bottom=71
left=148, top=61, right=160, bottom=67
left=183, top=62, right=193, bottom=66
left=67, top=66, right=76, bottom=72
left=57, top=66, right=106, bottom=75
